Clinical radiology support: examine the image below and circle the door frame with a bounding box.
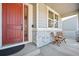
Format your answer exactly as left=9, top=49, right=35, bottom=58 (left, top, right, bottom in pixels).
left=23, top=3, right=33, bottom=43
left=0, top=3, right=33, bottom=50
left=0, top=3, right=2, bottom=48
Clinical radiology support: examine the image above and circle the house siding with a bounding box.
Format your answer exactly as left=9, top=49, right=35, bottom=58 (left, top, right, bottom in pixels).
left=62, top=15, right=78, bottom=39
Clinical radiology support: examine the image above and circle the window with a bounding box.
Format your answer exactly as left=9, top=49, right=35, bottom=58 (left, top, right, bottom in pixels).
left=55, top=14, right=58, bottom=28
left=48, top=10, right=54, bottom=27
left=48, top=10, right=59, bottom=28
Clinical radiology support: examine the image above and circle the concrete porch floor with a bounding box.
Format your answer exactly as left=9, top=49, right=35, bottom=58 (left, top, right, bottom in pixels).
left=37, top=39, right=79, bottom=56
left=10, top=43, right=40, bottom=56
left=11, top=39, right=79, bottom=56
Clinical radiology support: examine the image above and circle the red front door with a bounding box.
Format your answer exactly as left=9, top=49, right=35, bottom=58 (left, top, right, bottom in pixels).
left=2, top=3, right=23, bottom=46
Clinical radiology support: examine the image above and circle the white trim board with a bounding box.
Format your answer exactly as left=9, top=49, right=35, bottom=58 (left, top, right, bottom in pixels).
left=0, top=4, right=2, bottom=48
left=24, top=3, right=33, bottom=42
left=32, top=28, right=62, bottom=31
left=0, top=41, right=31, bottom=50
left=27, top=3, right=33, bottom=42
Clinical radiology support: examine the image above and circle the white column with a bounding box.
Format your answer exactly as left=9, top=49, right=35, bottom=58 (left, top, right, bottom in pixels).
left=24, top=3, right=33, bottom=42
left=0, top=3, right=2, bottom=48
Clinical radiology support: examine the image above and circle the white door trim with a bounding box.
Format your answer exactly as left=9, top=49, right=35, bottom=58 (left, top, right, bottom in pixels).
left=0, top=3, right=2, bottom=48
left=24, top=3, right=33, bottom=42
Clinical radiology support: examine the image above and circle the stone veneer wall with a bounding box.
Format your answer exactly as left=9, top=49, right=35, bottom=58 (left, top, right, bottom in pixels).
left=37, top=31, right=52, bottom=47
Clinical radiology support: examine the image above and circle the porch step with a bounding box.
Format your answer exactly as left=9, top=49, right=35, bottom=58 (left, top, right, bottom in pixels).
left=11, top=43, right=40, bottom=56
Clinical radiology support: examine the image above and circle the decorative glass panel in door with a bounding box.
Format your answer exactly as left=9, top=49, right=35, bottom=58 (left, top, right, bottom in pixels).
left=2, top=3, right=23, bottom=46
left=24, top=5, right=28, bottom=41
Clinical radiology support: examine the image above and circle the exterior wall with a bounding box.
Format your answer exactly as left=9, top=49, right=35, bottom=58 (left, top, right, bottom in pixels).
left=37, top=4, right=48, bottom=28
left=0, top=4, right=2, bottom=47
left=32, top=4, right=37, bottom=28
left=32, top=4, right=48, bottom=46
left=78, top=11, right=79, bottom=30
left=62, top=15, right=78, bottom=31
left=32, top=30, right=37, bottom=44
left=37, top=31, right=52, bottom=47
left=35, top=28, right=62, bottom=47
left=32, top=3, right=62, bottom=47
left=62, top=15, right=78, bottom=39
left=32, top=4, right=50, bottom=47
left=27, top=4, right=33, bottom=42
left=58, top=18, right=62, bottom=29
left=32, top=4, right=37, bottom=44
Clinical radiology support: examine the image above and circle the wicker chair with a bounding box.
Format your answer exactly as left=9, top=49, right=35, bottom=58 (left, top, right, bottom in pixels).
left=51, top=32, right=66, bottom=46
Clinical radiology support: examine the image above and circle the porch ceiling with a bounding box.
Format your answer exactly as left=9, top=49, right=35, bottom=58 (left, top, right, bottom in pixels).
left=45, top=3, right=79, bottom=18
